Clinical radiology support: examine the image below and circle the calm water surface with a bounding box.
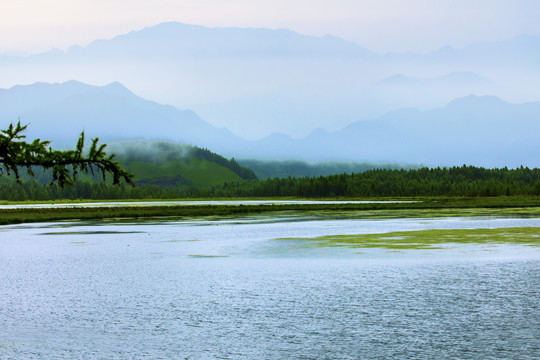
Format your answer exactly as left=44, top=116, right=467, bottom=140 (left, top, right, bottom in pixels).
left=0, top=214, right=539, bottom=359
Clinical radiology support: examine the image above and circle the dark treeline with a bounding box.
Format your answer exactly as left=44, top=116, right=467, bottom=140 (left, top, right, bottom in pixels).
left=1, top=166, right=540, bottom=201
left=211, top=166, right=540, bottom=198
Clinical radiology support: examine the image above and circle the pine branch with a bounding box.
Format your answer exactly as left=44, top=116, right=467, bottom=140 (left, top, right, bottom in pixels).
left=0, top=122, right=134, bottom=187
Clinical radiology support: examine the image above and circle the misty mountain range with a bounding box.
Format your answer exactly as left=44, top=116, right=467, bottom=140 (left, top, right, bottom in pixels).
left=1, top=22, right=539, bottom=139
left=1, top=80, right=538, bottom=168
left=373, top=72, right=492, bottom=89
left=0, top=80, right=240, bottom=149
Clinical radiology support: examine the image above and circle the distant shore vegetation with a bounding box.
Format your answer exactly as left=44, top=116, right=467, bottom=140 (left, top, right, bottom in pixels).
left=1, top=165, right=539, bottom=201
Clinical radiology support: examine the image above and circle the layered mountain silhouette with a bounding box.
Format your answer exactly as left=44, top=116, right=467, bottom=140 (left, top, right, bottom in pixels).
left=373, top=72, right=491, bottom=88
left=66, top=22, right=375, bottom=59
left=370, top=71, right=494, bottom=111
left=278, top=95, right=540, bottom=167
left=421, top=35, right=540, bottom=66
left=2, top=22, right=537, bottom=138
left=0, top=80, right=243, bottom=149
left=1, top=80, right=538, bottom=168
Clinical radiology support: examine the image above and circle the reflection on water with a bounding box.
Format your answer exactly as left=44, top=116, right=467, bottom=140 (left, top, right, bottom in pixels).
left=0, top=215, right=539, bottom=358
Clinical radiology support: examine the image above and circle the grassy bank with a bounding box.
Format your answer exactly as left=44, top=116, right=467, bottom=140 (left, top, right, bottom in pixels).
left=0, top=196, right=539, bottom=225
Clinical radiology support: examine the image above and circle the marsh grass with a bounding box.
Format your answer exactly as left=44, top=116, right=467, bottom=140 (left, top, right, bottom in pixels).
left=0, top=196, right=539, bottom=225
left=278, top=227, right=540, bottom=250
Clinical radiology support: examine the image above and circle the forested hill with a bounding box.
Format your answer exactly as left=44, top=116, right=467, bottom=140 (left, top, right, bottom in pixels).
left=107, top=140, right=258, bottom=186
left=5, top=140, right=257, bottom=188
left=1, top=166, right=539, bottom=201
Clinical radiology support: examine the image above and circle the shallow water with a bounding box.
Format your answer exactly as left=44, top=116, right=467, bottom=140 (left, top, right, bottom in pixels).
left=0, top=199, right=418, bottom=209
left=0, top=215, right=539, bottom=359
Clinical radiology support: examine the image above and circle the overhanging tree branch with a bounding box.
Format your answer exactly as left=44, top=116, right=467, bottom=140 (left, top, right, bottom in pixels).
left=0, top=121, right=134, bottom=187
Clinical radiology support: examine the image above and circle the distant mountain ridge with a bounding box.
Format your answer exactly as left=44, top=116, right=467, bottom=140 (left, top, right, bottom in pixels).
left=426, top=34, right=540, bottom=66
left=5, top=25, right=539, bottom=61
left=72, top=22, right=376, bottom=59
left=374, top=71, right=492, bottom=87
left=0, top=80, right=244, bottom=150
left=287, top=95, right=540, bottom=167
left=382, top=34, right=540, bottom=65
left=0, top=22, right=376, bottom=63
left=2, top=22, right=538, bottom=139
left=1, top=80, right=539, bottom=168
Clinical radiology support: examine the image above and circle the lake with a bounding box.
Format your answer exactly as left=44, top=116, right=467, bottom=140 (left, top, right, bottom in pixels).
left=0, top=213, right=539, bottom=359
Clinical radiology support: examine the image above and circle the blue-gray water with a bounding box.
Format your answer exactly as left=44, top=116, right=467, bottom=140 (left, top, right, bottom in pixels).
left=1, top=215, right=539, bottom=359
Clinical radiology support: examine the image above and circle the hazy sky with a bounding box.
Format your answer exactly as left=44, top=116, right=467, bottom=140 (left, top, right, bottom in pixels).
left=1, top=0, right=540, bottom=54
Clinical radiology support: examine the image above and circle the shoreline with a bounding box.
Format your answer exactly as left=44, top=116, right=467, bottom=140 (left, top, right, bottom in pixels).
left=1, top=196, right=539, bottom=225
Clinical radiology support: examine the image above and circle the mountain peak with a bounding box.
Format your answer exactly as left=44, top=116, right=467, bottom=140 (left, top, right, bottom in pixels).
left=102, top=81, right=134, bottom=97
left=374, top=73, right=412, bottom=86
left=80, top=21, right=375, bottom=59
left=429, top=45, right=457, bottom=56
left=445, top=94, right=508, bottom=109
left=7, top=80, right=90, bottom=94
left=134, top=21, right=209, bottom=36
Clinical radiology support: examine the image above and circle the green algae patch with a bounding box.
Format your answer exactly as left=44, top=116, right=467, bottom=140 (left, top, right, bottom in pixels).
left=277, top=227, right=540, bottom=250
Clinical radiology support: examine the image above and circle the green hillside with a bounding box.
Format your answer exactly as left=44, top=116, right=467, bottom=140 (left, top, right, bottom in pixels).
left=7, top=139, right=257, bottom=187
left=122, top=157, right=245, bottom=186
left=110, top=140, right=257, bottom=186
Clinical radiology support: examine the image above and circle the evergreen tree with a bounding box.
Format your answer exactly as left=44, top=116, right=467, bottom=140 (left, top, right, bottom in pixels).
left=0, top=122, right=133, bottom=187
